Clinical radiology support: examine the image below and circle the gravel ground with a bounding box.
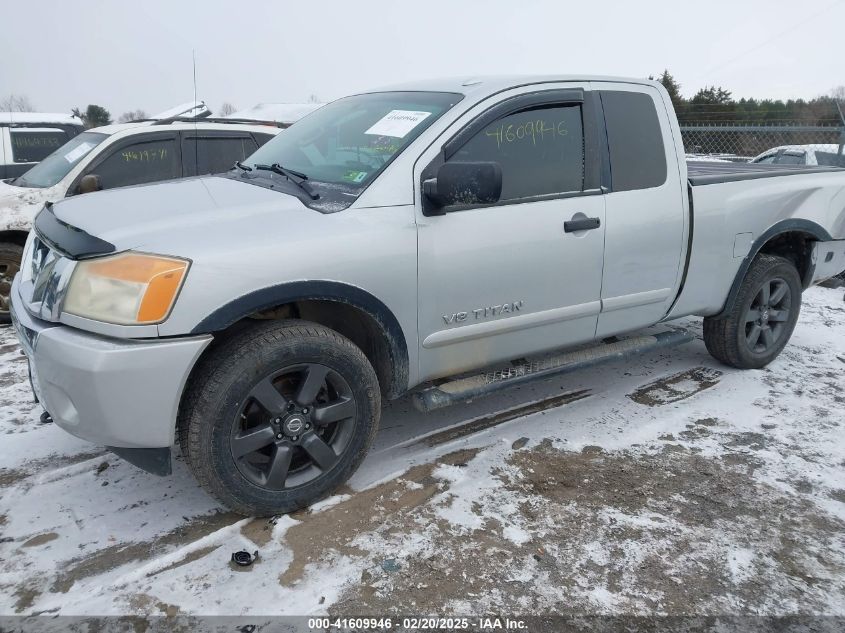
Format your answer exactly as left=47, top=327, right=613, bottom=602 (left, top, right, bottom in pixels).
left=0, top=286, right=843, bottom=621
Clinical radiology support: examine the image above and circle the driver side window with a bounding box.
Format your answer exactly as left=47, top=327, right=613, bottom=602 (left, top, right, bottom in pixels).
left=448, top=105, right=585, bottom=202
left=88, top=137, right=178, bottom=190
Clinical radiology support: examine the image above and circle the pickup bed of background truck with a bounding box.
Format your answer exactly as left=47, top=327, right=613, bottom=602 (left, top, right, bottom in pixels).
left=10, top=75, right=845, bottom=516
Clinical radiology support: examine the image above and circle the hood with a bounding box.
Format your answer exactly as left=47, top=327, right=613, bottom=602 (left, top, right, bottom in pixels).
left=50, top=175, right=317, bottom=255
left=0, top=180, right=55, bottom=231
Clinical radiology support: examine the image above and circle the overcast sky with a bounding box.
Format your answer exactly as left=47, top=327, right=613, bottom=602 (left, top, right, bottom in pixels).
left=2, top=0, right=843, bottom=117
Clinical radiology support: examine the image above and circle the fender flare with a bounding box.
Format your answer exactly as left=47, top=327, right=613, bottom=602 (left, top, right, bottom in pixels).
left=715, top=219, right=832, bottom=319
left=190, top=280, right=410, bottom=397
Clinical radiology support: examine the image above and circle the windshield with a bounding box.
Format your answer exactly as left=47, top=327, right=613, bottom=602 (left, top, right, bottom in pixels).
left=241, top=91, right=462, bottom=206
left=14, top=131, right=108, bottom=188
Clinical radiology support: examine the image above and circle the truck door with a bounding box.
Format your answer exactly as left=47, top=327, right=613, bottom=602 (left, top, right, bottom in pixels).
left=415, top=86, right=606, bottom=382
left=181, top=131, right=259, bottom=177
left=71, top=132, right=180, bottom=192
left=593, top=85, right=687, bottom=337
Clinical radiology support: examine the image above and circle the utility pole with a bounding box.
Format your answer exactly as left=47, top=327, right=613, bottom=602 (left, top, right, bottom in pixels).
left=837, top=100, right=845, bottom=157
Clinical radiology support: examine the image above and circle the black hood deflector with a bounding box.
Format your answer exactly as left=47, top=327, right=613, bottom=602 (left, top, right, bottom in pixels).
left=34, top=203, right=116, bottom=259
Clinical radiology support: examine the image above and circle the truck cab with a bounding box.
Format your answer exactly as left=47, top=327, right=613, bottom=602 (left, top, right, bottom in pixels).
left=750, top=144, right=845, bottom=167
left=1, top=112, right=84, bottom=180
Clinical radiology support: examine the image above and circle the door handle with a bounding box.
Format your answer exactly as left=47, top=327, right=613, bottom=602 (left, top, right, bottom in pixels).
left=564, top=216, right=601, bottom=233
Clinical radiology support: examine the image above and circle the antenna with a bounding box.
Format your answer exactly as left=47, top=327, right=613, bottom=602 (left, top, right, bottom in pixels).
left=192, top=49, right=199, bottom=172
left=192, top=50, right=198, bottom=109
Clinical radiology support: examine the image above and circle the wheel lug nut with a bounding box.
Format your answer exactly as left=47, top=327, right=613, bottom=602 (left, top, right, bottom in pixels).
left=292, top=435, right=299, bottom=442
left=276, top=433, right=283, bottom=439
left=302, top=407, right=309, bottom=414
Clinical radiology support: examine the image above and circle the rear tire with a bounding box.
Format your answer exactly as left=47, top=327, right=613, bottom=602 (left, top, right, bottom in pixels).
left=703, top=254, right=801, bottom=369
left=179, top=320, right=380, bottom=516
left=0, top=242, right=24, bottom=325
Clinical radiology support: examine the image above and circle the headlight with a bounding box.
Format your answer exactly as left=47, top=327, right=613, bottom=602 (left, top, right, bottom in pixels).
left=63, top=252, right=189, bottom=325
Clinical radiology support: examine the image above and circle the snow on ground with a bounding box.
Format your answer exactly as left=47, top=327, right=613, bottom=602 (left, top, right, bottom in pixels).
left=0, top=287, right=843, bottom=618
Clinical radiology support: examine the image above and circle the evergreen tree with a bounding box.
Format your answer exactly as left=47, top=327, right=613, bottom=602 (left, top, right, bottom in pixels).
left=72, top=105, right=112, bottom=128
left=652, top=70, right=685, bottom=110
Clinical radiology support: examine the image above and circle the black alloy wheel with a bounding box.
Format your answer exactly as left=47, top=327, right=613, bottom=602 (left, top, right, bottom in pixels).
left=743, top=277, right=792, bottom=354
left=231, top=363, right=357, bottom=490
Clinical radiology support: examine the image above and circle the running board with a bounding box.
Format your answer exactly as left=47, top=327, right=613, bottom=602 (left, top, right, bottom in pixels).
left=412, top=329, right=694, bottom=413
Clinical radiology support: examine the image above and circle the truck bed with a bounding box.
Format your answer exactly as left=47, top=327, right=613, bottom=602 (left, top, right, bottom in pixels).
left=687, top=160, right=845, bottom=186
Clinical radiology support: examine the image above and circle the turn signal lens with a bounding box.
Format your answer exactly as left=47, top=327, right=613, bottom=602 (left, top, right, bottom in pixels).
left=64, top=252, right=189, bottom=325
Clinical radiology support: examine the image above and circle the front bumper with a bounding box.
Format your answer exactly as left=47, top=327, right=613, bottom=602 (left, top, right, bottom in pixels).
left=10, top=275, right=212, bottom=451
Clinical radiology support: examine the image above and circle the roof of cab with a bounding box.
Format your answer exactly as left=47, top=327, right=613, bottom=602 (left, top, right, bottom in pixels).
left=363, top=75, right=660, bottom=98
left=225, top=103, right=324, bottom=125
left=0, top=112, right=82, bottom=126
left=83, top=120, right=284, bottom=137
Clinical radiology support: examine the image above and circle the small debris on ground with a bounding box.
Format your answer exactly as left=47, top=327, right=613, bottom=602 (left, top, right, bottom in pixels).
left=511, top=437, right=529, bottom=450
left=231, top=550, right=258, bottom=567
left=381, top=559, right=401, bottom=573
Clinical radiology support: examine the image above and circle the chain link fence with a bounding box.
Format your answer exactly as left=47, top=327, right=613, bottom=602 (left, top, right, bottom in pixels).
left=680, top=124, right=845, bottom=165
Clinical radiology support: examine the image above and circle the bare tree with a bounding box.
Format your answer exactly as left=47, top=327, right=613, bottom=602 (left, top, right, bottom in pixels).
left=118, top=109, right=148, bottom=123
left=0, top=94, right=35, bottom=112
left=308, top=94, right=320, bottom=104
left=219, top=102, right=237, bottom=116
left=831, top=85, right=845, bottom=114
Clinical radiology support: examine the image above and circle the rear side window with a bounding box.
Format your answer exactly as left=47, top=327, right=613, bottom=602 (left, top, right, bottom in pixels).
left=773, top=152, right=806, bottom=165
left=816, top=151, right=845, bottom=167
left=253, top=132, right=275, bottom=147
left=182, top=136, right=259, bottom=177
left=448, top=105, right=584, bottom=201
left=10, top=130, right=68, bottom=163
left=600, top=90, right=667, bottom=191
left=90, top=137, right=178, bottom=190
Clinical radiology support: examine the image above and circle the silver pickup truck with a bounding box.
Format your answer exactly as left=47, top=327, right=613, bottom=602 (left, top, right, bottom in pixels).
left=10, top=75, right=845, bottom=516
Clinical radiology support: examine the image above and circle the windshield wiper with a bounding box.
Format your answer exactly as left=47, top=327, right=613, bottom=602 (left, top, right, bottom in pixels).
left=254, top=163, right=319, bottom=200
left=233, top=161, right=252, bottom=172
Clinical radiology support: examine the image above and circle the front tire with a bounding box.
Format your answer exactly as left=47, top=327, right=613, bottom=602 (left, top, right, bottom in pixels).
left=179, top=320, right=380, bottom=516
left=0, top=242, right=24, bottom=325
left=703, top=254, right=801, bottom=369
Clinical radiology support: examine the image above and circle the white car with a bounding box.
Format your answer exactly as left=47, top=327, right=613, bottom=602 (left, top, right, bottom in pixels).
left=1, top=112, right=84, bottom=180
left=0, top=118, right=281, bottom=321
left=750, top=144, right=845, bottom=167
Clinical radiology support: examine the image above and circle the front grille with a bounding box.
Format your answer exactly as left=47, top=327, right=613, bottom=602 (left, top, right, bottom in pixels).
left=19, top=233, right=74, bottom=322
left=10, top=308, right=37, bottom=356
left=29, top=236, right=60, bottom=303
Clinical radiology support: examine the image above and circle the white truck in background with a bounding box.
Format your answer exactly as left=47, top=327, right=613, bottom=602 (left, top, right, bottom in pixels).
left=750, top=144, right=845, bottom=168
left=1, top=112, right=84, bottom=180
left=0, top=117, right=282, bottom=321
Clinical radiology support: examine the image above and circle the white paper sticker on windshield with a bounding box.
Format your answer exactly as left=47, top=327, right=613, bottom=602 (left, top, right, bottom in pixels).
left=64, top=142, right=95, bottom=163
left=365, top=110, right=431, bottom=138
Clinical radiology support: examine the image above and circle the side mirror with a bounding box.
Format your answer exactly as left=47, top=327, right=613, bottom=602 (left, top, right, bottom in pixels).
left=422, top=161, right=502, bottom=215
left=78, top=174, right=103, bottom=194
